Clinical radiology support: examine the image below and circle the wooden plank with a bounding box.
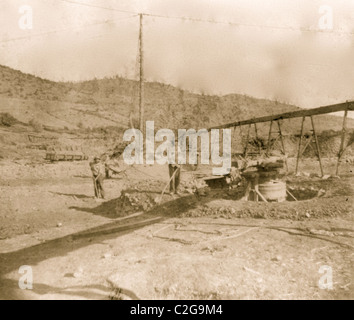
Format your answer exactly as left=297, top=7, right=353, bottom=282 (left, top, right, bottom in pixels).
left=286, top=189, right=298, bottom=201
left=209, top=101, right=354, bottom=130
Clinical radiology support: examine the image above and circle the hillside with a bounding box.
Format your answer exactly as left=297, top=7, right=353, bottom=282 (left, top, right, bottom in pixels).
left=1, top=64, right=353, bottom=133
left=0, top=64, right=353, bottom=161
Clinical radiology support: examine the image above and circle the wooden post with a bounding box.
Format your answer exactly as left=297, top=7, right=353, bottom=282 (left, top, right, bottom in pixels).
left=253, top=174, right=259, bottom=202
left=310, top=116, right=324, bottom=177
left=286, top=189, right=298, bottom=201
left=267, top=120, right=273, bottom=155
left=335, top=109, right=348, bottom=176
left=300, top=137, right=313, bottom=158
left=238, top=126, right=244, bottom=158
left=232, top=126, right=236, bottom=158
left=296, top=116, right=305, bottom=175
left=277, top=120, right=288, bottom=172
left=243, top=124, right=251, bottom=157
left=254, top=123, right=261, bottom=154
left=254, top=123, right=258, bottom=137
left=139, top=13, right=144, bottom=133
left=255, top=189, right=268, bottom=202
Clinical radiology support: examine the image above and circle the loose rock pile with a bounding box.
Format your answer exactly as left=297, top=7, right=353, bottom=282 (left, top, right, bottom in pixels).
left=115, top=190, right=156, bottom=214
left=180, top=179, right=209, bottom=195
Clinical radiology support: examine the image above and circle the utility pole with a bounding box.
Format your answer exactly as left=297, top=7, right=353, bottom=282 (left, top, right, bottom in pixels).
left=139, top=13, right=144, bottom=132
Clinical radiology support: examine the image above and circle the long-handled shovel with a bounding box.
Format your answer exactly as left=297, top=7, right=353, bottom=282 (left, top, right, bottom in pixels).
left=155, top=167, right=180, bottom=204
left=93, top=176, right=99, bottom=198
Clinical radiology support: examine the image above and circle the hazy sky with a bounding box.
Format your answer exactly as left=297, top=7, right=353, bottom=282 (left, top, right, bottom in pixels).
left=0, top=0, right=353, bottom=110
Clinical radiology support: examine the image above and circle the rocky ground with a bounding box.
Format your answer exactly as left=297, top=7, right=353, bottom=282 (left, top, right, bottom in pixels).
left=0, top=158, right=353, bottom=300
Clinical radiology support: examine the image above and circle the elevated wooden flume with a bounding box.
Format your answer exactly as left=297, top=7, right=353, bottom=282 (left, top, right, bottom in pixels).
left=209, top=101, right=354, bottom=130
left=208, top=101, right=354, bottom=176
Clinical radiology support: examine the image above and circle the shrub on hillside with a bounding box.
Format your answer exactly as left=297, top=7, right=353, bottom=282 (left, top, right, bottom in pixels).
left=29, top=119, right=43, bottom=132
left=0, top=113, right=19, bottom=127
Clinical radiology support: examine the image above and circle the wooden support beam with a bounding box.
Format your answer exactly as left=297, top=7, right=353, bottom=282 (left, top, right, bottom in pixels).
left=255, top=189, right=268, bottom=202
left=209, top=101, right=354, bottom=131
left=232, top=126, right=236, bottom=156
left=296, top=116, right=306, bottom=175
left=277, top=120, right=288, bottom=172
left=310, top=116, right=324, bottom=177
left=254, top=123, right=262, bottom=154
left=286, top=189, right=298, bottom=201
left=300, top=136, right=313, bottom=158
left=254, top=123, right=259, bottom=137
left=242, top=182, right=251, bottom=201
left=243, top=124, right=251, bottom=157
left=267, top=120, right=273, bottom=155
left=237, top=126, right=244, bottom=157
left=336, top=109, right=348, bottom=176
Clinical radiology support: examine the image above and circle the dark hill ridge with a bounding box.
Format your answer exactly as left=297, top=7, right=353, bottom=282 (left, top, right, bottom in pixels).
left=0, top=64, right=352, bottom=134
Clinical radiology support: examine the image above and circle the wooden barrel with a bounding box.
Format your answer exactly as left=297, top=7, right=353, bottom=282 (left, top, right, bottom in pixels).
left=258, top=180, right=286, bottom=202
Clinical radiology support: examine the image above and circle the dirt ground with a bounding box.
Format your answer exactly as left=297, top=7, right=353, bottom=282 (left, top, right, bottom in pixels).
left=0, top=158, right=353, bottom=300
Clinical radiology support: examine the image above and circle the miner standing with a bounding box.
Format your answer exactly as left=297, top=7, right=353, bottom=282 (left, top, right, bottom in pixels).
left=168, top=162, right=181, bottom=194
left=90, top=156, right=105, bottom=199
left=168, top=137, right=182, bottom=195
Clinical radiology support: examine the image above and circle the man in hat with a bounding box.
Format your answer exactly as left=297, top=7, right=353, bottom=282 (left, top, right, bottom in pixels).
left=89, top=156, right=105, bottom=199
left=168, top=163, right=181, bottom=195
left=168, top=136, right=182, bottom=195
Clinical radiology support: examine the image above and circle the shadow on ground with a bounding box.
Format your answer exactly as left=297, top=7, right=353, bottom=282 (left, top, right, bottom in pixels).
left=68, top=188, right=201, bottom=219
left=0, top=278, right=139, bottom=300
left=0, top=216, right=163, bottom=300
left=50, top=192, right=93, bottom=199
left=1, top=182, right=353, bottom=300
left=0, top=189, right=225, bottom=299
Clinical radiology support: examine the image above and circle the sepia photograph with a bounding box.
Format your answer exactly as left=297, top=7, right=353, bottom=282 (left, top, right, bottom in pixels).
left=0, top=0, right=353, bottom=303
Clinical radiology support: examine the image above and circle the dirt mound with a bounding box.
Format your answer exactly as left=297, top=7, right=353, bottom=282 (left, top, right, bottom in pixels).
left=0, top=113, right=21, bottom=127
left=115, top=191, right=157, bottom=214
left=108, top=178, right=209, bottom=216
left=180, top=196, right=352, bottom=220
left=158, top=175, right=354, bottom=220
left=107, top=180, right=167, bottom=215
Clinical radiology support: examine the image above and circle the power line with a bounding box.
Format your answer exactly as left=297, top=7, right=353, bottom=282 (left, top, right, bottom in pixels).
left=58, top=0, right=138, bottom=15
left=1, top=2, right=353, bottom=45
left=0, top=15, right=138, bottom=44
left=143, top=12, right=354, bottom=36
left=56, top=0, right=354, bottom=35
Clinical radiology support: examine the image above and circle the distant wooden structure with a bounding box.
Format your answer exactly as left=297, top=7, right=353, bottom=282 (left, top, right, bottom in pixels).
left=45, top=146, right=88, bottom=162
left=208, top=101, right=354, bottom=176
